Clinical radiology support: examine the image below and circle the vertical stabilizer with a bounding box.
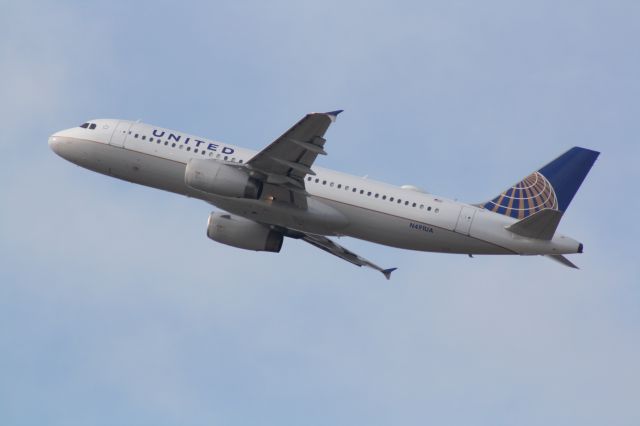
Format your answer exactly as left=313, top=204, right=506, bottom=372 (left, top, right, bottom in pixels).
left=483, top=147, right=599, bottom=219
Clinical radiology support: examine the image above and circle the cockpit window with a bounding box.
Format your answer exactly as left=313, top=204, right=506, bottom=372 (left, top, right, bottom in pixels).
left=89, top=123, right=96, bottom=129
left=80, top=122, right=97, bottom=129
left=80, top=122, right=89, bottom=128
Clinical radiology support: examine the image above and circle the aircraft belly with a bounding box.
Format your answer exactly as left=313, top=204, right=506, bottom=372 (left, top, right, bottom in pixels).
left=208, top=197, right=348, bottom=235
left=68, top=140, right=228, bottom=201
left=109, top=149, right=189, bottom=194
left=84, top=145, right=345, bottom=234
left=61, top=141, right=511, bottom=255
left=320, top=199, right=511, bottom=254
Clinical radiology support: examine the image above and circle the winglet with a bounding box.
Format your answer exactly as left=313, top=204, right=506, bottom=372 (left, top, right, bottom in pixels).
left=382, top=267, right=397, bottom=280
left=325, top=110, right=344, bottom=122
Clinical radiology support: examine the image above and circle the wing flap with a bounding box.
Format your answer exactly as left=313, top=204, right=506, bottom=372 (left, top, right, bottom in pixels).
left=270, top=157, right=316, bottom=176
left=289, top=137, right=327, bottom=155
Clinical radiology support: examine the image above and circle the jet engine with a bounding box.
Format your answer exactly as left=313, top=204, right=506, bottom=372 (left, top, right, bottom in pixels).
left=206, top=212, right=283, bottom=252
left=185, top=159, right=262, bottom=199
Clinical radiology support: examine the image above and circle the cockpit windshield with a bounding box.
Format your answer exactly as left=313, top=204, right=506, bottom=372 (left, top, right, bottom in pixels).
left=80, top=122, right=97, bottom=129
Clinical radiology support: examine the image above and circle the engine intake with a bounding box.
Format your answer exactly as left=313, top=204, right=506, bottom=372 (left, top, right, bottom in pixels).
left=206, top=212, right=283, bottom=253
left=185, top=159, right=262, bottom=199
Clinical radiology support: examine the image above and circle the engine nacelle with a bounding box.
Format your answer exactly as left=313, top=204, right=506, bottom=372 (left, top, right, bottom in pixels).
left=206, top=212, right=283, bottom=252
left=185, top=159, right=262, bottom=199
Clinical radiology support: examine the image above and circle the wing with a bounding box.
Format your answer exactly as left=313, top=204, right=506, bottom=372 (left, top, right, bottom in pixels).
left=300, top=233, right=397, bottom=280
left=246, top=110, right=342, bottom=208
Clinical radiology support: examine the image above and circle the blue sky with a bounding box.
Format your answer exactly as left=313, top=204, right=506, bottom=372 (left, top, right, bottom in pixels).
left=1, top=0, right=639, bottom=425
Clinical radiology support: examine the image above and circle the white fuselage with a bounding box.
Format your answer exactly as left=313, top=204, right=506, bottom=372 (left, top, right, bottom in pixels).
left=49, top=119, right=582, bottom=256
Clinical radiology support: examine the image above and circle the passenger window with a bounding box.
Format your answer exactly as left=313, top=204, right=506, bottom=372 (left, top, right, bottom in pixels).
left=157, top=140, right=161, bottom=144
left=172, top=143, right=176, bottom=147
left=412, top=202, right=417, bottom=207
left=187, top=147, right=191, bottom=151
left=435, top=208, right=439, bottom=213
left=397, top=199, right=402, bottom=204
left=330, top=182, right=334, bottom=187
left=405, top=201, right=409, bottom=205
left=420, top=204, right=424, bottom=209
left=345, top=186, right=349, bottom=190
left=427, top=206, right=432, bottom=211
left=307, top=177, right=312, bottom=181
left=150, top=137, right=154, bottom=142
left=134, top=134, right=139, bottom=138
left=179, top=145, right=183, bottom=150
left=315, top=178, right=319, bottom=183
left=382, top=195, right=386, bottom=200
left=142, top=135, right=146, bottom=140
left=390, top=197, right=394, bottom=202
left=239, top=159, right=243, bottom=163
left=224, top=156, right=228, bottom=160
left=337, top=184, right=342, bottom=189
left=164, top=141, right=168, bottom=146
left=323, top=180, right=327, bottom=185
left=367, top=191, right=372, bottom=196
left=360, top=190, right=364, bottom=194
left=374, top=193, right=379, bottom=198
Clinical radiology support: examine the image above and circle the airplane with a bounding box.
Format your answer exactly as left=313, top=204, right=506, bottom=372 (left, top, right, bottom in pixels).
left=49, top=111, right=599, bottom=279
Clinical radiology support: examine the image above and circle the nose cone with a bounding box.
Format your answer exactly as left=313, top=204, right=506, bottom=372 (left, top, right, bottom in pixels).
left=48, top=131, right=78, bottom=162
left=48, top=133, right=63, bottom=156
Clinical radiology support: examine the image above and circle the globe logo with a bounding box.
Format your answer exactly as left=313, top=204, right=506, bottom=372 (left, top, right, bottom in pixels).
left=484, top=171, right=558, bottom=219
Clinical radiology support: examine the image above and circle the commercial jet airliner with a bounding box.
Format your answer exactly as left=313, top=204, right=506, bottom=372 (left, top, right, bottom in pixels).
left=49, top=111, right=599, bottom=279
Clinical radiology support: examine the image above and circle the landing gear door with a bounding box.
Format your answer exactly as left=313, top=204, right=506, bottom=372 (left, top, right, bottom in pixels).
left=454, top=206, right=476, bottom=236
left=109, top=121, right=132, bottom=148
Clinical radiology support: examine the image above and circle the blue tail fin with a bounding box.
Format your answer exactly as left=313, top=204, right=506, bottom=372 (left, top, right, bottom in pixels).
left=483, top=147, right=599, bottom=219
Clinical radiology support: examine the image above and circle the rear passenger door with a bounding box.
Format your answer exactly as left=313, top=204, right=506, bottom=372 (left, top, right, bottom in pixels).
left=454, top=206, right=476, bottom=236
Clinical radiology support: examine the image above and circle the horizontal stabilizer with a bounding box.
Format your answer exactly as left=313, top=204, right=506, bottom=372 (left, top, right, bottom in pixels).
left=506, top=208, right=563, bottom=240
left=546, top=254, right=579, bottom=269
